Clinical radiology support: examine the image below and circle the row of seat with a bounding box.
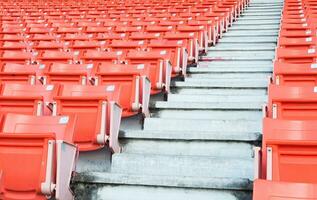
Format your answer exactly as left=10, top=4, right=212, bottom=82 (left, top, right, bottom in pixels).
left=0, top=0, right=248, bottom=199
left=253, top=0, right=317, bottom=199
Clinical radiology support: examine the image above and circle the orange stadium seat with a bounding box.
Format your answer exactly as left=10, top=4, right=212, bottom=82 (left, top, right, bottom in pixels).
left=0, top=113, right=78, bottom=200
left=53, top=84, right=122, bottom=152
left=41, top=63, right=93, bottom=85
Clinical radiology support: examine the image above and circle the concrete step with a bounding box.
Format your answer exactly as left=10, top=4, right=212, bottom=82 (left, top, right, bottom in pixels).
left=174, top=79, right=268, bottom=88
left=152, top=101, right=263, bottom=110
left=229, top=25, right=279, bottom=30
left=209, top=42, right=276, bottom=49
left=208, top=45, right=275, bottom=51
left=144, top=118, right=262, bottom=132
left=205, top=50, right=274, bottom=60
left=241, top=12, right=281, bottom=17
left=224, top=30, right=278, bottom=37
left=220, top=36, right=277, bottom=43
left=111, top=153, right=254, bottom=179
left=196, top=60, right=273, bottom=68
left=173, top=88, right=267, bottom=96
left=119, top=138, right=254, bottom=158
left=167, top=94, right=267, bottom=103
left=188, top=73, right=271, bottom=79
left=189, top=67, right=272, bottom=73
left=153, top=109, right=262, bottom=121
left=74, top=174, right=252, bottom=200
left=233, top=20, right=280, bottom=25
left=120, top=130, right=261, bottom=142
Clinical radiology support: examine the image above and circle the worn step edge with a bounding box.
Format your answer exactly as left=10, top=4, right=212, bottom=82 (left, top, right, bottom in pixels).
left=172, top=82, right=268, bottom=89
left=151, top=101, right=264, bottom=110
left=119, top=130, right=262, bottom=141
left=74, top=172, right=253, bottom=191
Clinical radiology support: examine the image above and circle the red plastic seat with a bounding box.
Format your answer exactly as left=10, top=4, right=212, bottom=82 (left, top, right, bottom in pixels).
left=276, top=47, right=317, bottom=63
left=177, top=25, right=208, bottom=53
left=253, top=180, right=317, bottom=200
left=164, top=32, right=198, bottom=62
left=267, top=84, right=317, bottom=120
left=260, top=118, right=317, bottom=183
left=148, top=39, right=188, bottom=76
left=0, top=63, right=42, bottom=84
left=54, top=85, right=122, bottom=152
left=273, top=61, right=317, bottom=86
left=42, top=63, right=93, bottom=85
left=0, top=50, right=35, bottom=64
left=109, top=40, right=145, bottom=52
left=126, top=50, right=172, bottom=93
left=93, top=63, right=151, bottom=117
left=0, top=83, right=59, bottom=115
left=37, top=50, right=78, bottom=66
left=0, top=113, right=77, bottom=200
left=80, top=50, right=125, bottom=66
left=278, top=37, right=317, bottom=49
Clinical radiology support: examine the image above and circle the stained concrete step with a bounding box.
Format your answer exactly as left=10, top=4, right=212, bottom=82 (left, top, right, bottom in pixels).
left=74, top=174, right=252, bottom=200
left=167, top=94, right=267, bottom=103
left=173, top=87, right=267, bottom=96
left=224, top=30, right=279, bottom=37
left=153, top=109, right=262, bottom=121
left=209, top=43, right=276, bottom=49
left=111, top=153, right=254, bottom=179
left=120, top=130, right=261, bottom=142
left=188, top=73, right=271, bottom=79
left=151, top=101, right=263, bottom=110
left=219, top=36, right=277, bottom=43
left=144, top=118, right=261, bottom=132
left=189, top=67, right=272, bottom=73
left=119, top=139, right=254, bottom=158
left=196, top=60, right=273, bottom=68
left=209, top=45, right=275, bottom=51
left=174, top=79, right=268, bottom=88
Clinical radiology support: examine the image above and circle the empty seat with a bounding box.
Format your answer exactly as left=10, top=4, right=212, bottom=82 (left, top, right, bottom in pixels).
left=276, top=48, right=317, bottom=63
left=80, top=50, right=125, bottom=66
left=260, top=118, right=317, bottom=183
left=126, top=50, right=172, bottom=93
left=42, top=63, right=93, bottom=85
left=0, top=50, right=35, bottom=64
left=253, top=180, right=317, bottom=200
left=0, top=113, right=77, bottom=200
left=267, top=84, right=317, bottom=119
left=53, top=85, right=122, bottom=152
left=0, top=63, right=42, bottom=84
left=93, top=63, right=151, bottom=116
left=148, top=39, right=188, bottom=76
left=0, top=83, right=59, bottom=115
left=37, top=50, right=78, bottom=66
left=273, top=61, right=317, bottom=86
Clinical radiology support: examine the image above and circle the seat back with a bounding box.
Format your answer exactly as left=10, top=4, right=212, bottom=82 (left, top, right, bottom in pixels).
left=43, top=63, right=92, bottom=85
left=268, top=84, right=317, bottom=119
left=263, top=118, right=317, bottom=183
left=273, top=61, right=317, bottom=86
left=253, top=180, right=317, bottom=200
left=54, top=85, right=117, bottom=151
left=0, top=63, right=40, bottom=84
left=0, top=113, right=77, bottom=199
left=1, top=83, right=59, bottom=115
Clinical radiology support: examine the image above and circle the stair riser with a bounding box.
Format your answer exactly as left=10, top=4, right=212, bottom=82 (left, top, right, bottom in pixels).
left=120, top=139, right=254, bottom=158
left=173, top=88, right=267, bottom=96
left=144, top=118, right=262, bottom=132
left=74, top=184, right=252, bottom=200
left=154, top=109, right=262, bottom=120
left=167, top=94, right=267, bottom=103
left=188, top=73, right=271, bottom=79
left=111, top=154, right=254, bottom=179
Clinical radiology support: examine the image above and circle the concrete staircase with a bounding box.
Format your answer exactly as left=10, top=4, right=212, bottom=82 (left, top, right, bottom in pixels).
left=73, top=0, right=283, bottom=199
